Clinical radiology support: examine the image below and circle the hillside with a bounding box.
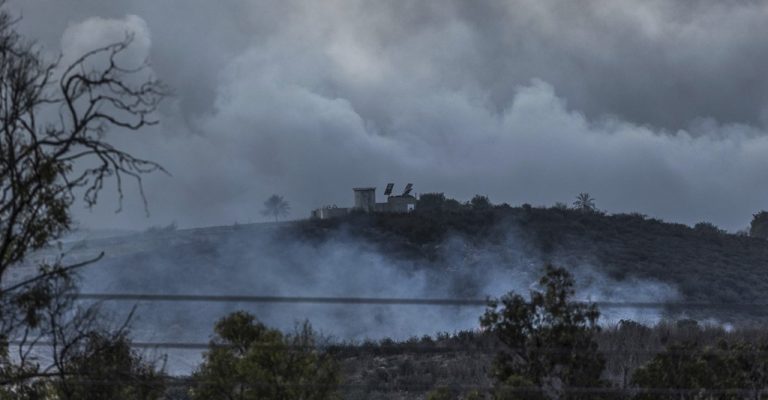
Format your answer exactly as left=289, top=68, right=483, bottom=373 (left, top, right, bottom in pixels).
left=16, top=204, right=767, bottom=386
left=293, top=206, right=768, bottom=310
left=52, top=206, right=768, bottom=313
left=36, top=204, right=768, bottom=348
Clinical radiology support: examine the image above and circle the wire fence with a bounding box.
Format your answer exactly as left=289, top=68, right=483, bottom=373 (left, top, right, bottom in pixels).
left=9, top=340, right=744, bottom=355
left=4, top=376, right=768, bottom=397
left=5, top=291, right=768, bottom=397
left=72, top=292, right=768, bottom=310
left=39, top=292, right=762, bottom=353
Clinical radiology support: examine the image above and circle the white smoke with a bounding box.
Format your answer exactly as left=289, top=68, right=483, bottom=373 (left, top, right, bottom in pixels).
left=74, top=222, right=680, bottom=374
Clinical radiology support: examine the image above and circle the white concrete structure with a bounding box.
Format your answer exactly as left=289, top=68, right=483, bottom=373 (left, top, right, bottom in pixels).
left=311, top=184, right=417, bottom=219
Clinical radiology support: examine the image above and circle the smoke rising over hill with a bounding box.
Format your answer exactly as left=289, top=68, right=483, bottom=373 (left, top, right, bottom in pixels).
left=71, top=219, right=679, bottom=373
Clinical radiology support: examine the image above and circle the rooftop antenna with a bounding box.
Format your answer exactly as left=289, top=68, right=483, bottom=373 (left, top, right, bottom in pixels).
left=402, top=183, right=413, bottom=196
left=384, top=183, right=394, bottom=196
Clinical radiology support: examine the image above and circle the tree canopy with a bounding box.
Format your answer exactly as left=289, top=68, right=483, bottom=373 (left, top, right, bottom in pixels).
left=262, top=195, right=290, bottom=222
left=0, top=3, right=166, bottom=394
left=750, top=211, right=768, bottom=239
left=470, top=195, right=492, bottom=210
left=480, top=265, right=606, bottom=399
left=191, top=311, right=339, bottom=400
left=572, top=193, right=596, bottom=213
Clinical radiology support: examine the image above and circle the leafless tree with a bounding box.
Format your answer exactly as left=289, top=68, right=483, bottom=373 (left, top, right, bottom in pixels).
left=0, top=3, right=167, bottom=395
left=0, top=8, right=167, bottom=281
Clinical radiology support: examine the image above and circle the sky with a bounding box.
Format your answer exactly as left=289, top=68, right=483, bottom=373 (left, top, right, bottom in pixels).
left=7, top=0, right=768, bottom=232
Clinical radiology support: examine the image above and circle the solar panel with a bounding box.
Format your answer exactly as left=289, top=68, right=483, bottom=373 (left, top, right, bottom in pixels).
left=384, top=183, right=394, bottom=196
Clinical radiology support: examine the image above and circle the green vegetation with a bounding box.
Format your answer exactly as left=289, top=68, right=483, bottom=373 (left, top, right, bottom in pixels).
left=262, top=194, right=291, bottom=222
left=750, top=211, right=768, bottom=239
left=5, top=0, right=768, bottom=396
left=416, top=193, right=481, bottom=212
left=481, top=266, right=607, bottom=399
left=572, top=193, right=597, bottom=213
left=470, top=195, right=492, bottom=211
left=632, top=341, right=768, bottom=400
left=50, top=333, right=166, bottom=400
left=295, top=200, right=768, bottom=317
left=190, top=311, right=339, bottom=400
left=0, top=2, right=167, bottom=396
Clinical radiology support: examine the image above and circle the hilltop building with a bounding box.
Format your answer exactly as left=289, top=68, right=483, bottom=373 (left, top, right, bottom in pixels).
left=311, top=183, right=417, bottom=219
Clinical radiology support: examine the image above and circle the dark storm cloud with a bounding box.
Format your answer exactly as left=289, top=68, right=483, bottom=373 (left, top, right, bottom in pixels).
left=6, top=0, right=768, bottom=231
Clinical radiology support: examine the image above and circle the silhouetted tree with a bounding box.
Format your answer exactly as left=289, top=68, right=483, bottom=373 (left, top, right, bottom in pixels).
left=470, top=195, right=492, bottom=210
left=51, top=332, right=166, bottom=400
left=191, top=312, right=339, bottom=400
left=1, top=275, right=166, bottom=399
left=417, top=193, right=465, bottom=212
left=481, top=265, right=607, bottom=399
left=0, top=2, right=166, bottom=392
left=0, top=8, right=166, bottom=281
left=417, top=193, right=448, bottom=211
left=261, top=195, right=290, bottom=222
left=693, top=221, right=724, bottom=235
left=750, top=211, right=768, bottom=239
left=572, top=193, right=596, bottom=213
left=444, top=198, right=464, bottom=211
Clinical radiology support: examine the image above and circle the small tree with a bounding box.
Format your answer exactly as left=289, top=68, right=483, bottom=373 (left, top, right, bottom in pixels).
left=51, top=332, right=166, bottom=400
left=470, top=195, right=492, bottom=210
left=693, top=221, right=724, bottom=235
left=191, top=311, right=339, bottom=400
left=749, top=211, right=768, bottom=239
left=417, top=193, right=447, bottom=211
left=572, top=193, right=596, bottom=213
left=261, top=195, right=290, bottom=222
left=480, top=265, right=606, bottom=399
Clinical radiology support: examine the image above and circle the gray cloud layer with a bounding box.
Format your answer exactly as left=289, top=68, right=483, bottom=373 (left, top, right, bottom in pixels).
left=7, top=0, right=768, bottom=231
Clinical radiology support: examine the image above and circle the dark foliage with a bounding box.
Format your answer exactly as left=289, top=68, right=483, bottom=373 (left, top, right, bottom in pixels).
left=470, top=195, right=493, bottom=211
left=632, top=340, right=768, bottom=399
left=292, top=205, right=768, bottom=321
left=51, top=332, right=166, bottom=400
left=262, top=195, right=290, bottom=222
left=191, top=311, right=339, bottom=400
left=750, top=211, right=768, bottom=239
left=0, top=3, right=166, bottom=395
left=481, top=265, right=607, bottom=399
left=331, top=320, right=768, bottom=400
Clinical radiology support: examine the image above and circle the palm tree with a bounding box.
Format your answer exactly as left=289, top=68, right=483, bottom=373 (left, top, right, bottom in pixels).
left=572, top=192, right=596, bottom=212
left=262, top=194, right=290, bottom=222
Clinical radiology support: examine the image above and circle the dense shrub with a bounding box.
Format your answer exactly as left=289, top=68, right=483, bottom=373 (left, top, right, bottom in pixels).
left=481, top=266, right=607, bottom=399
left=750, top=211, right=768, bottom=239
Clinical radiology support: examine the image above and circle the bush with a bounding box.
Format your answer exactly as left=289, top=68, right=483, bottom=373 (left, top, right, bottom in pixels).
left=480, top=265, right=607, bottom=399
left=632, top=340, right=768, bottom=400
left=693, top=222, right=725, bottom=235
left=417, top=193, right=448, bottom=211
left=470, top=195, right=492, bottom=210
left=190, top=312, right=339, bottom=400
left=750, top=211, right=768, bottom=239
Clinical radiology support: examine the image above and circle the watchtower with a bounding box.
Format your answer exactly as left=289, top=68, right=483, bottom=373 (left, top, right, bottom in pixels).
left=352, top=187, right=376, bottom=212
